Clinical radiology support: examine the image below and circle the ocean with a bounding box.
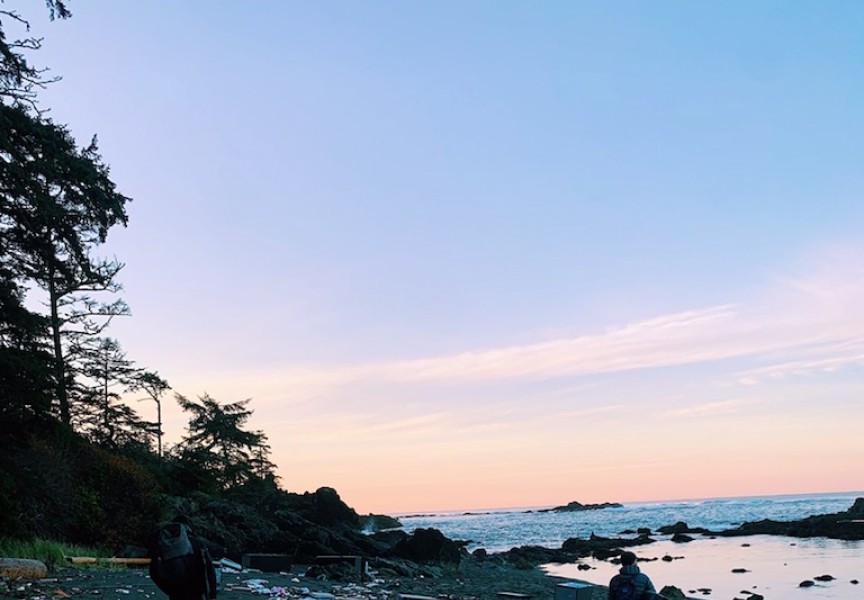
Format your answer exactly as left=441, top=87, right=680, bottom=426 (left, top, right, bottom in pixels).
left=395, top=491, right=864, bottom=600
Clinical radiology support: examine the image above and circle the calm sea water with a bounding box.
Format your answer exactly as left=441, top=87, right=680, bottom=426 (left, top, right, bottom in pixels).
left=396, top=491, right=864, bottom=600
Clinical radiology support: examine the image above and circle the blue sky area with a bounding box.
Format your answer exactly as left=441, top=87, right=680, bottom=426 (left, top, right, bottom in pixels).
left=20, top=1, right=864, bottom=512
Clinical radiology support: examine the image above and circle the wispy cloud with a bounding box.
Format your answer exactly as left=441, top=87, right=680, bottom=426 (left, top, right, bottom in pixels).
left=553, top=405, right=628, bottom=420
left=192, top=246, right=864, bottom=412
left=733, top=341, right=864, bottom=385
left=264, top=288, right=860, bottom=392
left=664, top=397, right=756, bottom=418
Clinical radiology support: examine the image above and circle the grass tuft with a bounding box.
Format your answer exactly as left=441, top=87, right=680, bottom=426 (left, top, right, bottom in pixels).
left=0, top=537, right=107, bottom=568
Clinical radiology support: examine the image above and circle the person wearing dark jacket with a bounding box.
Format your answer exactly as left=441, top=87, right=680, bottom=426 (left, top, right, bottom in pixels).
left=149, top=516, right=217, bottom=600
left=608, top=551, right=657, bottom=600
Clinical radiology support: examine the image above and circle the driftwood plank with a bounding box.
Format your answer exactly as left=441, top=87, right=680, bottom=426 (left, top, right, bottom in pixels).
left=66, top=557, right=151, bottom=565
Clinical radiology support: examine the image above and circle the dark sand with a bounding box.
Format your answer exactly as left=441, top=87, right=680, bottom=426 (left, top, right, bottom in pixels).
left=2, top=562, right=608, bottom=600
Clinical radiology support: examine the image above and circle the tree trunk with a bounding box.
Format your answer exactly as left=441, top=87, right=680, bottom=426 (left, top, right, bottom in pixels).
left=48, top=269, right=70, bottom=425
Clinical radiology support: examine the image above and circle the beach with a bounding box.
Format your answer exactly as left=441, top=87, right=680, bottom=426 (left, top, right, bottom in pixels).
left=6, top=533, right=863, bottom=600
left=6, top=559, right=602, bottom=600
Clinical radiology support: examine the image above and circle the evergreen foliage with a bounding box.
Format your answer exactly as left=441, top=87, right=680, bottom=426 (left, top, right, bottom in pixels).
left=176, top=394, right=276, bottom=491
left=0, top=4, right=371, bottom=561
left=0, top=101, right=131, bottom=424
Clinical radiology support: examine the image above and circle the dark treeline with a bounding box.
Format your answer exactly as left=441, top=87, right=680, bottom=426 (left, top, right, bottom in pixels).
left=0, top=3, right=381, bottom=561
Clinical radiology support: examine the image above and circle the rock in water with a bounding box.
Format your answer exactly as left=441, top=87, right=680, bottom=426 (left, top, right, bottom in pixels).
left=658, top=585, right=686, bottom=599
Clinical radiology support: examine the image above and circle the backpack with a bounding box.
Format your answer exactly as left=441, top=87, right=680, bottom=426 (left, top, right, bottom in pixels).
left=612, top=576, right=638, bottom=600
left=156, top=523, right=194, bottom=561
left=150, top=523, right=217, bottom=600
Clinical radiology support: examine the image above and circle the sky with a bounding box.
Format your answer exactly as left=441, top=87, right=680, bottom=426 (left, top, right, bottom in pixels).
left=19, top=1, right=864, bottom=514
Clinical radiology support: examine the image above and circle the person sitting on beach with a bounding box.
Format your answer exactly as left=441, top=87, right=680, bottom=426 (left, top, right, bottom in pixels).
left=148, top=515, right=218, bottom=600
left=608, top=550, right=657, bottom=600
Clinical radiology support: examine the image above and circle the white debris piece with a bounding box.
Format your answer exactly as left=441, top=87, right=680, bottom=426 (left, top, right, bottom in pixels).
left=243, top=579, right=272, bottom=594
left=220, top=558, right=244, bottom=571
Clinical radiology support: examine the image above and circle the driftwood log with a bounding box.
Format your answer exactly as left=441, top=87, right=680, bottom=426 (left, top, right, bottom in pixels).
left=66, top=557, right=151, bottom=565
left=0, top=557, right=48, bottom=580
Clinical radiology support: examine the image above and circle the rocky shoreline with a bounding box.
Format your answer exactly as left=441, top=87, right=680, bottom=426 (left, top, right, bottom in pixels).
left=3, top=497, right=862, bottom=600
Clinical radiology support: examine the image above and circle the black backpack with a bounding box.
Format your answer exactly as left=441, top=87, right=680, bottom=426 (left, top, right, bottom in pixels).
left=612, top=576, right=638, bottom=600
left=156, top=523, right=194, bottom=561
left=150, top=523, right=216, bottom=600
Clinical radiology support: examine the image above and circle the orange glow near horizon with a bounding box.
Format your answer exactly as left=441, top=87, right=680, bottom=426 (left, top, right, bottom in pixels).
left=143, top=247, right=864, bottom=517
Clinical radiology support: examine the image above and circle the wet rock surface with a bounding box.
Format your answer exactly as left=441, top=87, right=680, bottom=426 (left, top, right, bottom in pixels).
left=712, top=497, right=864, bottom=540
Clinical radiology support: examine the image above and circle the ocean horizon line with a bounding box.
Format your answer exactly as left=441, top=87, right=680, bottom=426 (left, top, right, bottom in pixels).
left=393, top=488, right=864, bottom=519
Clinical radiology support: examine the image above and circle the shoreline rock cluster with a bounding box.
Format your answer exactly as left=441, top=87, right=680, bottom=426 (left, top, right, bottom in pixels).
left=4, top=496, right=862, bottom=600
left=468, top=497, right=864, bottom=571
left=141, top=494, right=864, bottom=579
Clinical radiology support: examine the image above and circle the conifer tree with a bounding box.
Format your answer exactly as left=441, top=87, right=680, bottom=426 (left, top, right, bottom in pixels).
left=0, top=102, right=131, bottom=424
left=176, top=394, right=276, bottom=490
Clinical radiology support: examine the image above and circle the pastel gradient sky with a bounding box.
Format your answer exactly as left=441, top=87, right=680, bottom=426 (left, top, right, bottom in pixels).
left=28, top=2, right=864, bottom=513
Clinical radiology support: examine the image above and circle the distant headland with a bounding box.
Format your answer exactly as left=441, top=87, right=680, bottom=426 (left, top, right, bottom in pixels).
left=535, top=500, right=624, bottom=513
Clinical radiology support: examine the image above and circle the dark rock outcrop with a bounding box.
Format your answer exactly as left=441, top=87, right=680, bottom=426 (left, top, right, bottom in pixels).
left=500, top=545, right=573, bottom=569
left=659, top=585, right=686, bottom=599
left=354, top=529, right=408, bottom=558
left=361, top=513, right=402, bottom=531
left=389, top=527, right=467, bottom=564
left=174, top=487, right=381, bottom=562
left=716, top=497, right=864, bottom=541
left=657, top=521, right=710, bottom=535
left=285, top=486, right=361, bottom=531
left=493, top=532, right=657, bottom=567
left=562, top=532, right=655, bottom=557
left=539, top=500, right=623, bottom=513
